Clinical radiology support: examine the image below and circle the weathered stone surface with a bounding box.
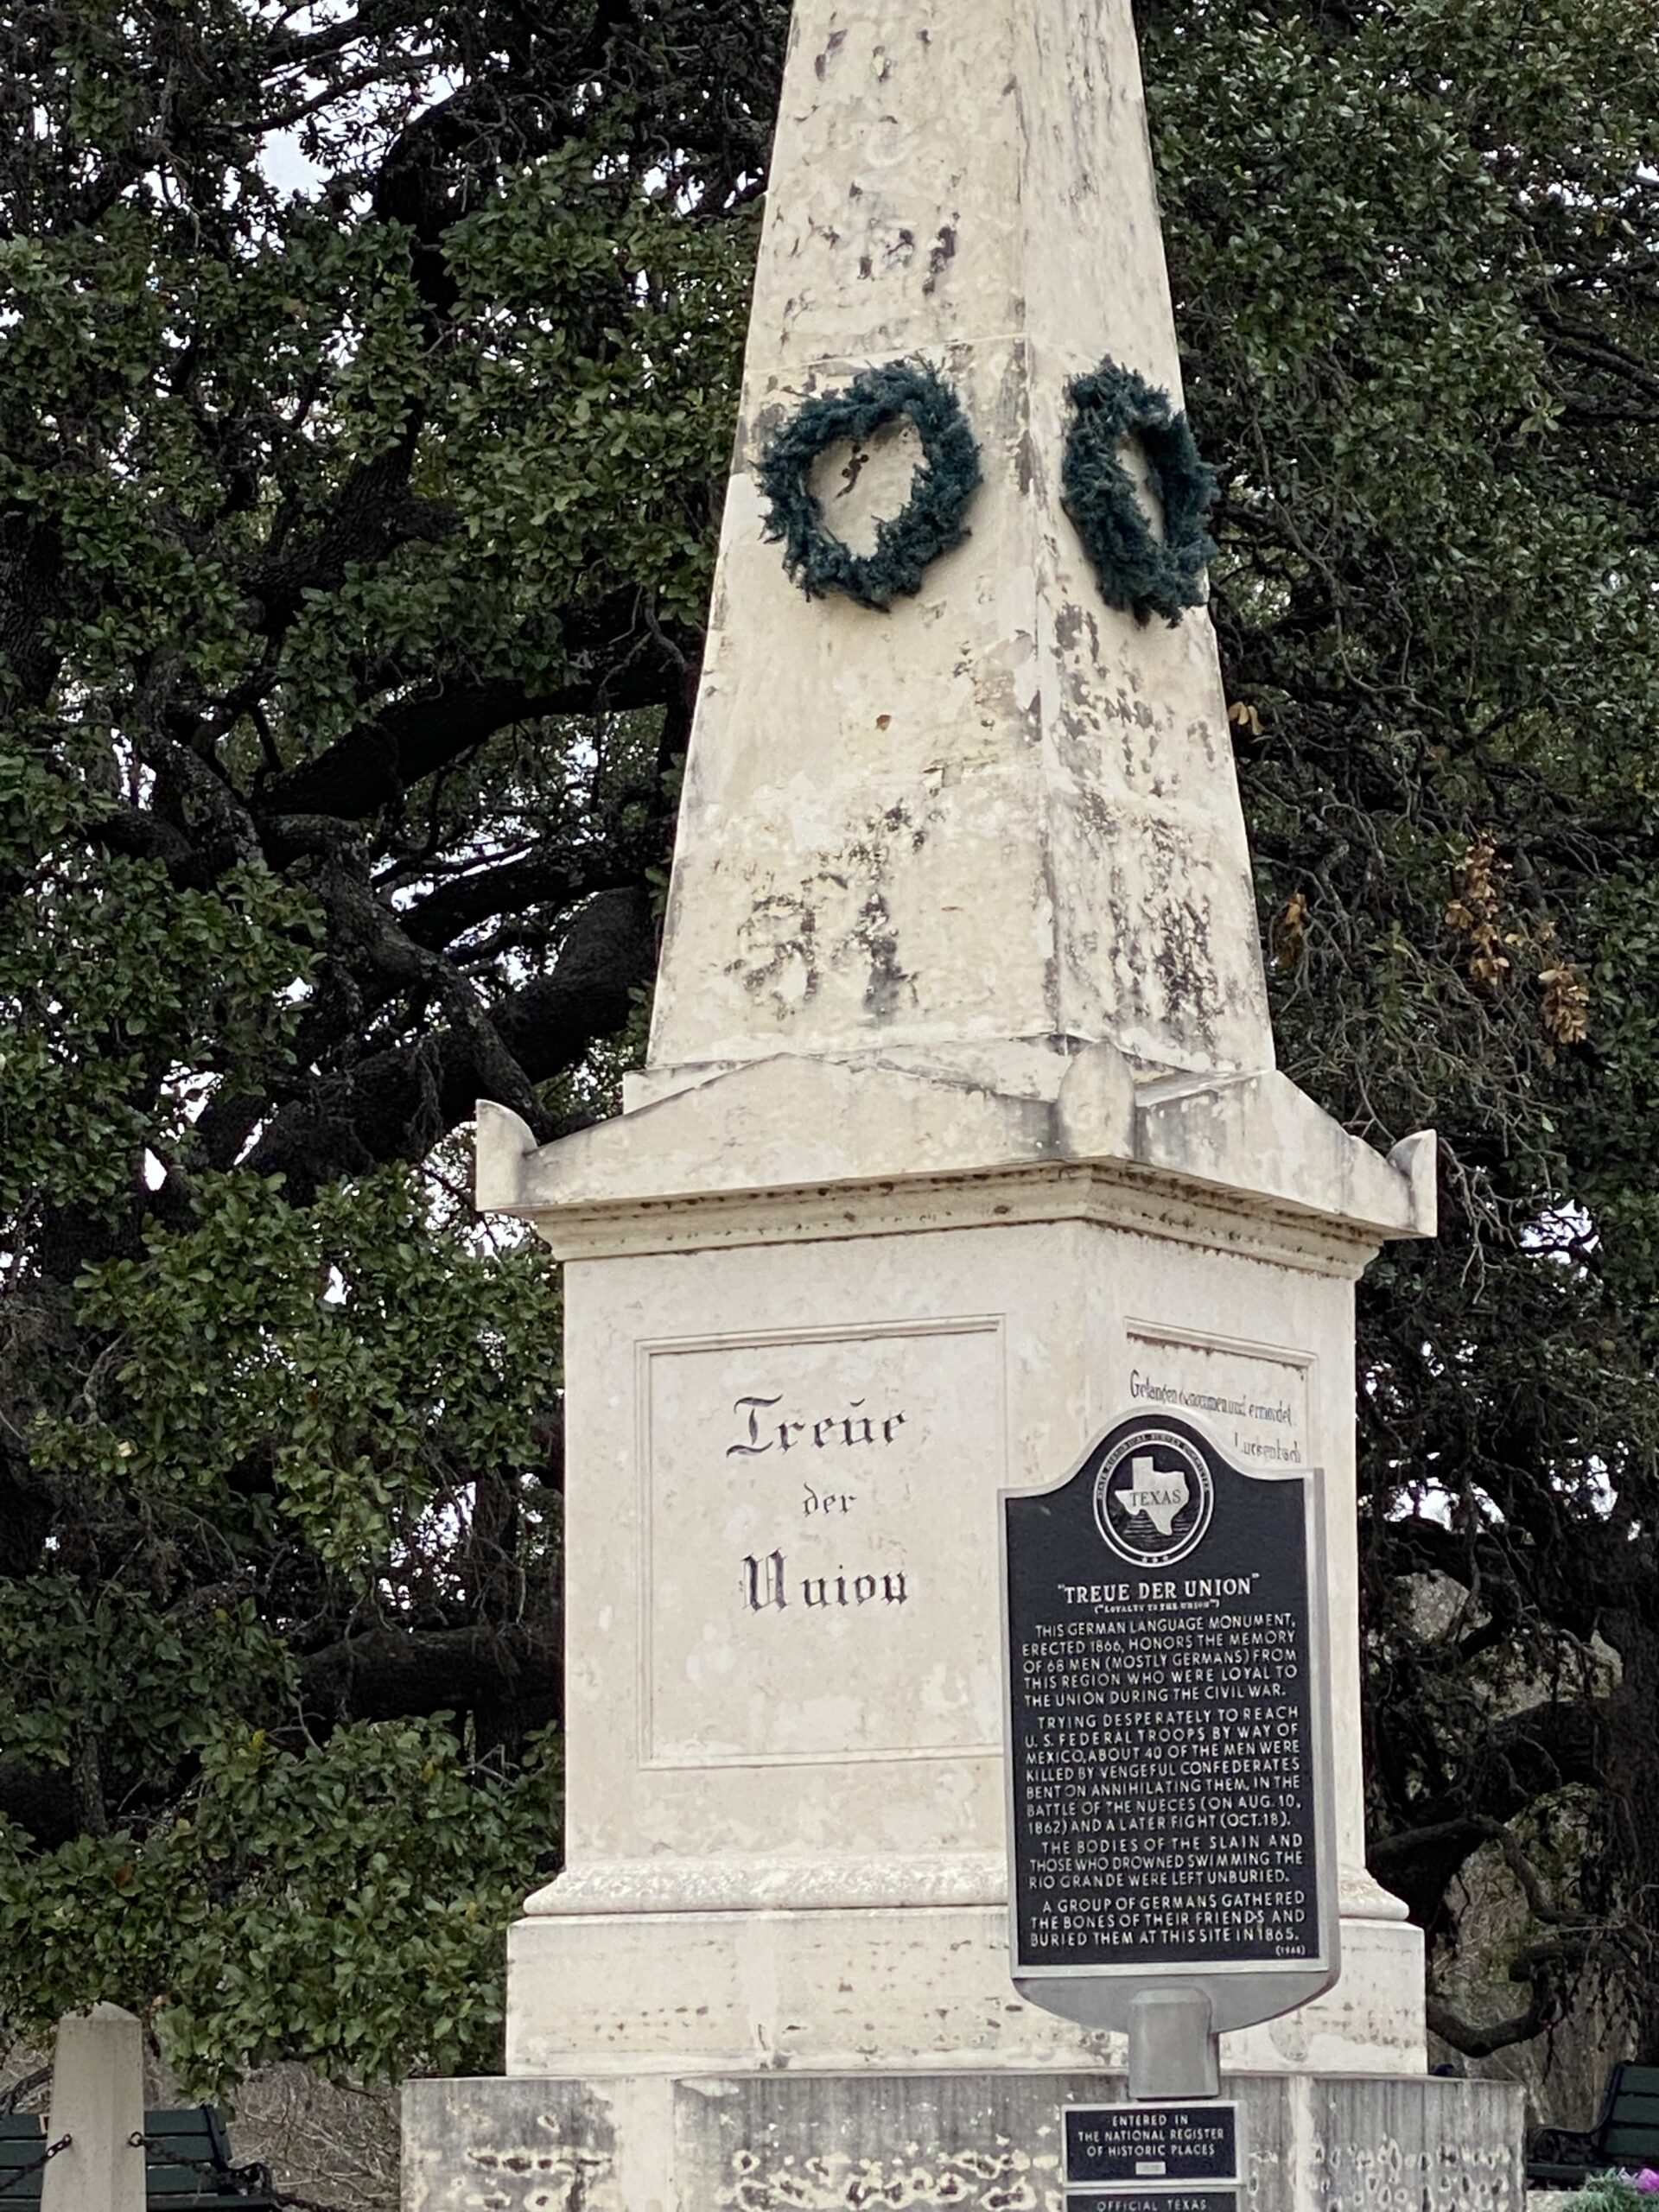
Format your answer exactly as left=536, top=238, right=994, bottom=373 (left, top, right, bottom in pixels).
left=645, top=0, right=1275, bottom=1089
left=502, top=1168, right=1421, bottom=2076
left=1306, top=2075, right=1523, bottom=2212
left=404, top=2072, right=1523, bottom=2212
left=402, top=2076, right=626, bottom=2212
left=476, top=1061, right=1433, bottom=1243
left=504, top=1905, right=1426, bottom=2082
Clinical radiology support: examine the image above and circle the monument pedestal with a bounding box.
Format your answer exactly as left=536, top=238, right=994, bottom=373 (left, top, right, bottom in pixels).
left=404, top=2069, right=1522, bottom=2212
left=473, top=1053, right=1433, bottom=2091
left=397, top=1065, right=1486, bottom=2209
left=505, top=1899, right=1426, bottom=2080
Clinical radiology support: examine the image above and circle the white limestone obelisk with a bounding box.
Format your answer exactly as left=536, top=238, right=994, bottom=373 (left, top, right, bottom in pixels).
left=643, top=0, right=1274, bottom=1096
left=479, top=0, right=1438, bottom=2111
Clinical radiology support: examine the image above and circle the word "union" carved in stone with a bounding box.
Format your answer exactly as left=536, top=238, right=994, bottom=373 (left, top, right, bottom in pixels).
left=742, top=1550, right=910, bottom=1612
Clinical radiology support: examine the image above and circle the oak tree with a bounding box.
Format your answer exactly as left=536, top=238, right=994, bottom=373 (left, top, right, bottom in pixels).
left=4, top=0, right=1659, bottom=2089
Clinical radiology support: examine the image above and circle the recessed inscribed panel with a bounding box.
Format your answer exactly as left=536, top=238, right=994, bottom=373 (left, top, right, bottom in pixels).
left=1125, top=1325, right=1312, bottom=1469
left=643, top=1320, right=1003, bottom=1766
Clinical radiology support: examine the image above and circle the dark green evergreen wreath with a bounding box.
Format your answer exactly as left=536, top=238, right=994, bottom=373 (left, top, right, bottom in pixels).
left=756, top=361, right=982, bottom=611
left=1062, top=359, right=1217, bottom=626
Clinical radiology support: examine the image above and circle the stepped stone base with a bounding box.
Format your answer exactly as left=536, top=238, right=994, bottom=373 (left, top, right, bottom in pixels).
left=504, top=1904, right=1426, bottom=2078
left=404, top=2069, right=1522, bottom=2212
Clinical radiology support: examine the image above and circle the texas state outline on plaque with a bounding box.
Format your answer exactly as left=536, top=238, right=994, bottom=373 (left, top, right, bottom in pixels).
left=1114, top=1456, right=1191, bottom=1536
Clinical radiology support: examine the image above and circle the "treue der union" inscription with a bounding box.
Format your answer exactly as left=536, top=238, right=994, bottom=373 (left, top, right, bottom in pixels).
left=645, top=1323, right=1001, bottom=1765
left=728, top=1392, right=912, bottom=1615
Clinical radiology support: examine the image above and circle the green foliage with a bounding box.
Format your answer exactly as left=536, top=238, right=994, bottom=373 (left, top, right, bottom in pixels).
left=1061, top=360, right=1217, bottom=626
left=442, top=149, right=759, bottom=636
left=0, top=858, right=321, bottom=1220
left=1565, top=2177, right=1653, bottom=2212
left=0, top=1166, right=563, bottom=2088
left=31, top=1168, right=560, bottom=1560
left=0, top=0, right=787, bottom=2088
left=7, top=0, right=1659, bottom=2097
left=0, top=1719, right=561, bottom=2087
left=756, top=360, right=982, bottom=610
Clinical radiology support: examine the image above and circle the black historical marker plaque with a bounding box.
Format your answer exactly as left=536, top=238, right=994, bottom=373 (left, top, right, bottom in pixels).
left=1001, top=1409, right=1338, bottom=2033
left=1065, top=2104, right=1239, bottom=2186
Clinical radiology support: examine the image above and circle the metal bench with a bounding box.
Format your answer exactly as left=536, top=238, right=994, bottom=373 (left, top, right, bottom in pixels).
left=0, top=2105, right=278, bottom=2209
left=1528, top=2064, right=1659, bottom=2186
left=1, top=2113, right=58, bottom=2204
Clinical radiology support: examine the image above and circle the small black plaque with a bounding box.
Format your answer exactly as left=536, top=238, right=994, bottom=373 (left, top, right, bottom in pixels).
left=1065, top=2104, right=1239, bottom=2185
left=1003, top=1410, right=1334, bottom=2006
left=1066, top=2191, right=1238, bottom=2212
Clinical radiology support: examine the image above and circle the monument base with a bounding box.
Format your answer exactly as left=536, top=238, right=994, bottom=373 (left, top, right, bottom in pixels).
left=504, top=1902, right=1427, bottom=2077
left=403, top=2068, right=1522, bottom=2212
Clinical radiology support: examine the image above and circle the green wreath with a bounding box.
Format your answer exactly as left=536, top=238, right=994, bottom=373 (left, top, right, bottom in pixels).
left=1062, top=359, right=1217, bottom=627
left=756, top=360, right=982, bottom=611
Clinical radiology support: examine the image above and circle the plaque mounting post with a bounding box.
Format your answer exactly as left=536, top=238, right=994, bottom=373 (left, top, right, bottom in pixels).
left=1127, top=1986, right=1220, bottom=2101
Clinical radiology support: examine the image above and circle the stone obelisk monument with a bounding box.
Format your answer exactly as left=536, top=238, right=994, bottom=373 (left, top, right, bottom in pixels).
left=404, top=0, right=1522, bottom=2205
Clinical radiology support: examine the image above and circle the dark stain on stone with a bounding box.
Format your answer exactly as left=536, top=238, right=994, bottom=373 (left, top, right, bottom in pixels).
left=858, top=252, right=873, bottom=280
left=814, top=29, right=846, bottom=79
left=1154, top=894, right=1220, bottom=1046
left=730, top=892, right=821, bottom=1008
left=1132, top=821, right=1222, bottom=1049
left=880, top=798, right=926, bottom=854
left=923, top=223, right=958, bottom=295
left=1053, top=604, right=1084, bottom=652
left=858, top=890, right=912, bottom=1019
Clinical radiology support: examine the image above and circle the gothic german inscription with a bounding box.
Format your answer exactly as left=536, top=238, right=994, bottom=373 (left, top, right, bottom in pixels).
left=645, top=1320, right=1002, bottom=1765
left=1003, top=1412, right=1325, bottom=1977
